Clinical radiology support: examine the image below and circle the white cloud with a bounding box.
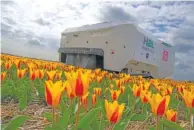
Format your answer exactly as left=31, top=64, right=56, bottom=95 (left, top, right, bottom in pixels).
left=1, top=0, right=194, bottom=80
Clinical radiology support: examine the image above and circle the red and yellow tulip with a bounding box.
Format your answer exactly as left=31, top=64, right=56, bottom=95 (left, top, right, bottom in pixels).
left=149, top=93, right=170, bottom=117
left=44, top=80, right=64, bottom=107
left=46, top=70, right=56, bottom=80
left=1, top=72, right=6, bottom=81
left=5, top=61, right=12, bottom=70
left=165, top=109, right=177, bottom=122
left=81, top=93, right=89, bottom=109
left=65, top=81, right=76, bottom=99
left=110, top=90, right=121, bottom=101
left=55, top=71, right=62, bottom=80
left=93, top=88, right=102, bottom=96
left=65, top=71, right=90, bottom=97
left=92, top=94, right=97, bottom=106
left=38, top=69, right=44, bottom=79
left=180, top=89, right=194, bottom=108
left=29, top=69, right=37, bottom=80
left=120, top=86, right=125, bottom=94
left=14, top=59, right=21, bottom=69
left=105, top=99, right=125, bottom=124
left=132, top=84, right=141, bottom=97
left=140, top=90, right=151, bottom=104
left=17, top=69, right=26, bottom=79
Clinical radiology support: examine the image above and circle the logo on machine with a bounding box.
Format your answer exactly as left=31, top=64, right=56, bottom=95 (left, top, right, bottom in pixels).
left=142, top=37, right=154, bottom=54
left=163, top=50, right=168, bottom=61
left=143, top=37, right=154, bottom=48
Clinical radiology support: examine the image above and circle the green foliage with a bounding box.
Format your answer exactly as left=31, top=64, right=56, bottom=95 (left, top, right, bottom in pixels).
left=3, top=115, right=29, bottom=130
left=78, top=107, right=101, bottom=129
left=160, top=118, right=185, bottom=130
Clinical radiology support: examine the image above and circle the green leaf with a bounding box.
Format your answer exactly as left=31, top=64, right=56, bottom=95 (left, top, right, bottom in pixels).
left=19, top=88, right=27, bottom=111
left=98, top=112, right=105, bottom=130
left=90, top=117, right=100, bottom=130
left=43, top=112, right=52, bottom=122
left=44, top=125, right=54, bottom=130
left=54, top=107, right=72, bottom=129
left=149, top=126, right=156, bottom=130
left=129, top=114, right=147, bottom=121
left=169, top=94, right=179, bottom=109
left=69, top=113, right=85, bottom=124
left=161, top=119, right=185, bottom=130
left=113, top=121, right=128, bottom=130
left=78, top=107, right=100, bottom=129
left=3, top=115, right=29, bottom=130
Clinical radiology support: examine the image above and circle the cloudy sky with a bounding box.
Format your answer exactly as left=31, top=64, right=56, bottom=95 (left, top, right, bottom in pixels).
left=1, top=0, right=194, bottom=80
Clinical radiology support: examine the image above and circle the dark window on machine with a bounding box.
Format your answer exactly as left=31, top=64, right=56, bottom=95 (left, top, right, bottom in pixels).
left=96, top=55, right=103, bottom=69
left=61, top=53, right=67, bottom=63
left=146, top=53, right=149, bottom=59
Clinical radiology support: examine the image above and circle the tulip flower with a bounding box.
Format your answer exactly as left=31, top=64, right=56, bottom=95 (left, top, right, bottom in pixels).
left=93, top=88, right=102, bottom=96
left=44, top=80, right=64, bottom=107
left=80, top=93, right=89, bottom=110
left=149, top=93, right=170, bottom=117
left=29, top=69, right=36, bottom=80
left=46, top=70, right=56, bottom=80
left=5, top=61, right=12, bottom=70
left=17, top=69, right=26, bottom=79
left=97, top=76, right=103, bottom=83
left=51, top=64, right=57, bottom=70
left=95, top=68, right=101, bottom=75
left=110, top=90, right=121, bottom=101
left=140, top=90, right=151, bottom=104
left=65, top=71, right=90, bottom=97
left=166, top=86, right=173, bottom=95
left=105, top=99, right=125, bottom=124
left=38, top=69, right=44, bottom=79
left=27, top=63, right=36, bottom=70
left=132, top=84, right=141, bottom=97
left=115, top=80, right=121, bottom=88
left=1, top=72, right=6, bottom=81
left=65, top=81, right=76, bottom=99
left=92, top=94, right=97, bottom=106
left=142, top=82, right=150, bottom=90
left=180, top=89, right=194, bottom=108
left=120, top=86, right=125, bottom=94
left=14, top=59, right=21, bottom=69
left=165, top=109, right=177, bottom=122
left=177, top=85, right=183, bottom=94
left=55, top=71, right=62, bottom=80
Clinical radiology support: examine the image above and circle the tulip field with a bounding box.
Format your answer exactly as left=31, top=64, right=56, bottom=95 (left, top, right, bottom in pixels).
left=1, top=53, right=194, bottom=130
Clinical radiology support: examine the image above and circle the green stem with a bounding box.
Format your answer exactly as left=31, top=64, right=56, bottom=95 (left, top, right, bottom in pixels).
left=75, top=98, right=81, bottom=130
left=142, top=103, right=145, bottom=114
left=52, top=107, right=55, bottom=127
left=131, top=97, right=135, bottom=115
